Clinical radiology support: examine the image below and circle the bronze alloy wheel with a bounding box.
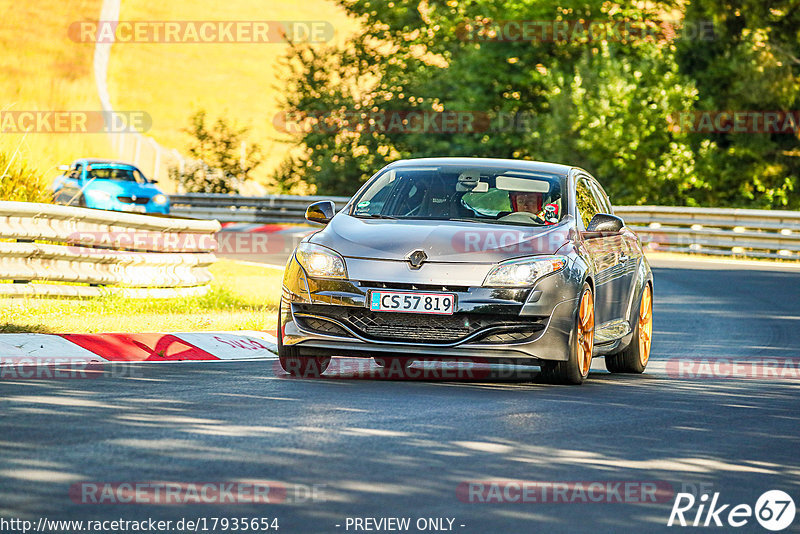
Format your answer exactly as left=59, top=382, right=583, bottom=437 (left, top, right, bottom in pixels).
left=577, top=288, right=595, bottom=377
left=605, top=282, right=653, bottom=375
left=638, top=284, right=653, bottom=367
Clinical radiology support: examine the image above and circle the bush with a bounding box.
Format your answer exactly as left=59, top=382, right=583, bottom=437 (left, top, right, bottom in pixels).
left=0, top=147, right=51, bottom=203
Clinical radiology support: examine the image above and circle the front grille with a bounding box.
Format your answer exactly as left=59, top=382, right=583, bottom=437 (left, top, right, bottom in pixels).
left=346, top=308, right=474, bottom=341
left=118, top=196, right=150, bottom=205
left=296, top=304, right=544, bottom=344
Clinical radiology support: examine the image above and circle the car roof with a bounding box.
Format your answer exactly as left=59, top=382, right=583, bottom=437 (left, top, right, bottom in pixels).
left=73, top=158, right=137, bottom=167
left=385, top=157, right=577, bottom=177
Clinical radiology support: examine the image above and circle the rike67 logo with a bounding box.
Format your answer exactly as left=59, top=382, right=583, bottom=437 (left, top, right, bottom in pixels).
left=668, top=490, right=796, bottom=531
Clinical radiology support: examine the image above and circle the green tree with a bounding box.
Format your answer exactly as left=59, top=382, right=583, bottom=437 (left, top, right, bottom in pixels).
left=536, top=43, right=706, bottom=205
left=171, top=110, right=262, bottom=194
left=274, top=0, right=797, bottom=209
left=676, top=0, right=800, bottom=208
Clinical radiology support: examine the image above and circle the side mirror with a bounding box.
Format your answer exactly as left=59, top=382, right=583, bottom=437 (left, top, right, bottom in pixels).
left=305, top=200, right=335, bottom=225
left=587, top=213, right=624, bottom=233
left=149, top=179, right=159, bottom=184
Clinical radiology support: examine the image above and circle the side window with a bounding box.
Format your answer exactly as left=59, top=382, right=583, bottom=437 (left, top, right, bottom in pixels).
left=575, top=178, right=600, bottom=229
left=589, top=180, right=613, bottom=214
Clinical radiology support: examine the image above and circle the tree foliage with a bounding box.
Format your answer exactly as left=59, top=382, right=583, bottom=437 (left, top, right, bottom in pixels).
left=274, top=0, right=799, bottom=208
left=171, top=110, right=262, bottom=194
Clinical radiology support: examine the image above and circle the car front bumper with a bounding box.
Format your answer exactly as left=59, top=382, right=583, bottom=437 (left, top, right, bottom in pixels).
left=280, top=254, right=583, bottom=363
left=84, top=199, right=170, bottom=214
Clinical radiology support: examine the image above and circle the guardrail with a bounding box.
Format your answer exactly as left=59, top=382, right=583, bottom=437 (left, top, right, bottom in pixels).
left=615, top=206, right=800, bottom=260
left=169, top=193, right=351, bottom=223
left=0, top=201, right=220, bottom=298
left=170, top=194, right=800, bottom=260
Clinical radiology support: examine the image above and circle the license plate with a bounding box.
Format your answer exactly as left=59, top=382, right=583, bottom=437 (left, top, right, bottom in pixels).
left=122, top=204, right=146, bottom=213
left=368, top=290, right=456, bottom=315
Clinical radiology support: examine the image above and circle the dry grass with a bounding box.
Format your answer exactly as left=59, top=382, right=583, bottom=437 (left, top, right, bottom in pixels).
left=0, top=0, right=114, bottom=180
left=0, top=0, right=358, bottom=193
left=108, top=0, right=359, bottom=187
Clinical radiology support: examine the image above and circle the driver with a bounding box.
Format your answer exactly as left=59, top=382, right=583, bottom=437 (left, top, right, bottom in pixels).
left=509, top=187, right=561, bottom=225
left=509, top=191, right=543, bottom=215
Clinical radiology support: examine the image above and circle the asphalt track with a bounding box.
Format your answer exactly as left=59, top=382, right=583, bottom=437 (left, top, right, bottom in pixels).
left=1, top=258, right=799, bottom=533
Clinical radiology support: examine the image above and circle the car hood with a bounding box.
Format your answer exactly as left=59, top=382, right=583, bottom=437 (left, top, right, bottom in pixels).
left=310, top=214, right=573, bottom=263
left=89, top=181, right=163, bottom=198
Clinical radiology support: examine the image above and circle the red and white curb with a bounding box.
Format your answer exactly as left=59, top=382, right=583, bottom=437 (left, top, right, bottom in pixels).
left=0, top=331, right=278, bottom=363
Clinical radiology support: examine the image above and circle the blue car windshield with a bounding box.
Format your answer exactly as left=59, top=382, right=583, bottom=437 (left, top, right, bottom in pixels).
left=350, top=166, right=567, bottom=227
left=86, top=166, right=147, bottom=184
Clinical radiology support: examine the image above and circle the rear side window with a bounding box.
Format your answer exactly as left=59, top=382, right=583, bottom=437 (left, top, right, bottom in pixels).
left=575, top=178, right=600, bottom=229
left=589, top=180, right=613, bottom=214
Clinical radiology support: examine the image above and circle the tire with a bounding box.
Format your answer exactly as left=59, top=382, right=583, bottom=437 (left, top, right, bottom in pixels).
left=540, top=282, right=595, bottom=385
left=277, top=302, right=330, bottom=377
left=606, top=283, right=653, bottom=374
left=374, top=357, right=414, bottom=369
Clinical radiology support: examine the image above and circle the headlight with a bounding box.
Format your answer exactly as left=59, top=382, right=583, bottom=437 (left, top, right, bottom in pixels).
left=152, top=194, right=168, bottom=205
left=295, top=242, right=347, bottom=279
left=483, top=256, right=567, bottom=287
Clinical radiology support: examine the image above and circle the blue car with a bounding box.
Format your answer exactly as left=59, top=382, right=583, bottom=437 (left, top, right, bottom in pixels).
left=52, top=159, right=170, bottom=215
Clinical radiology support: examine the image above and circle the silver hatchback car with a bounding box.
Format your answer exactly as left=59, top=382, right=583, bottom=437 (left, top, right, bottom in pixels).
left=279, top=158, right=653, bottom=384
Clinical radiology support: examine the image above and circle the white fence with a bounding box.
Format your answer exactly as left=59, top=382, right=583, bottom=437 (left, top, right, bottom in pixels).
left=0, top=202, right=220, bottom=298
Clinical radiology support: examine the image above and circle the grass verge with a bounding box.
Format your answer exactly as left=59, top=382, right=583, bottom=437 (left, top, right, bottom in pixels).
left=0, top=259, right=282, bottom=334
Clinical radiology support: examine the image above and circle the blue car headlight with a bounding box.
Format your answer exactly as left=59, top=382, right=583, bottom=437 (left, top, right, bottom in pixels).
left=152, top=194, right=168, bottom=205
left=483, top=256, right=567, bottom=287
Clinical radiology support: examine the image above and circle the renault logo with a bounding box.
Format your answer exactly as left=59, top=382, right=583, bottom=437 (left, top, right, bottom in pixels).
left=407, top=249, right=427, bottom=269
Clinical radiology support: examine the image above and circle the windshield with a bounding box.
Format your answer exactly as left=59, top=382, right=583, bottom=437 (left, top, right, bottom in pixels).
left=86, top=165, right=147, bottom=184
left=350, top=165, right=567, bottom=226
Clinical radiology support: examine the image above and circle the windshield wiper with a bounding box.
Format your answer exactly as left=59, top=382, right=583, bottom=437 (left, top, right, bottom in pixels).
left=448, top=218, right=546, bottom=226
left=448, top=218, right=510, bottom=225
